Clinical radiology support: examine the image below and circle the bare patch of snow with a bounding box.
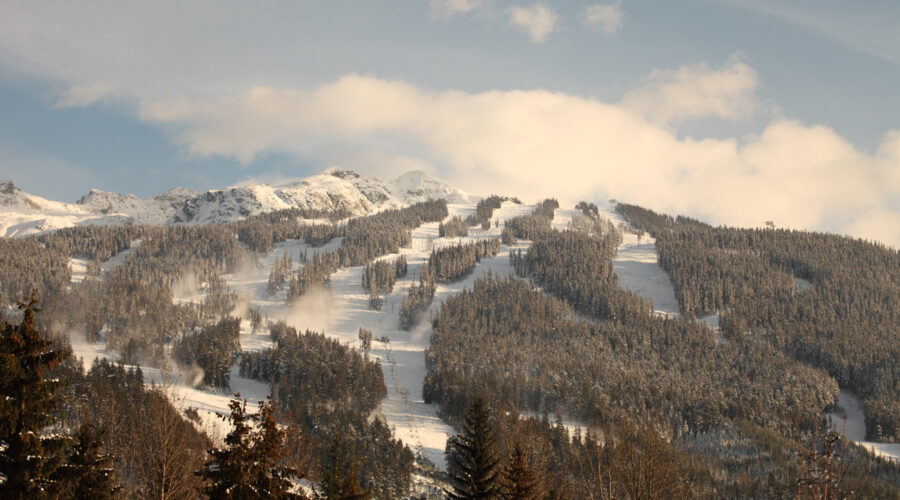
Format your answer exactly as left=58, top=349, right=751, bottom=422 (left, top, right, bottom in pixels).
left=589, top=207, right=682, bottom=318
left=69, top=258, right=89, bottom=285
left=794, top=276, right=813, bottom=291
left=826, top=390, right=900, bottom=462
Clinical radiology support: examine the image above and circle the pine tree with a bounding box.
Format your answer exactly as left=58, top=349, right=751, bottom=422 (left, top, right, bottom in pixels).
left=319, top=424, right=371, bottom=500
left=202, top=396, right=255, bottom=499
left=59, top=423, right=118, bottom=500
left=500, top=443, right=540, bottom=500
left=201, top=394, right=305, bottom=499
left=250, top=396, right=302, bottom=499
left=0, top=294, right=71, bottom=499
left=337, top=462, right=370, bottom=500
left=446, top=396, right=501, bottom=500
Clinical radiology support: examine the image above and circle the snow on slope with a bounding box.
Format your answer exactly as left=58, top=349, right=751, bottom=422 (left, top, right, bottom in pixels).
left=172, top=167, right=478, bottom=225
left=0, top=181, right=131, bottom=238
left=209, top=201, right=528, bottom=469
left=76, top=187, right=199, bottom=225
left=69, top=240, right=142, bottom=285
left=0, top=180, right=197, bottom=237
left=552, top=206, right=682, bottom=318
left=66, top=238, right=275, bottom=442
left=827, top=390, right=900, bottom=462
left=0, top=168, right=477, bottom=237
left=325, top=228, right=528, bottom=469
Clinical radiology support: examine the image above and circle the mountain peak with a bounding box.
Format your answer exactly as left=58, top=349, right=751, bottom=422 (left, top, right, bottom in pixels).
left=323, top=166, right=361, bottom=179
left=0, top=168, right=478, bottom=235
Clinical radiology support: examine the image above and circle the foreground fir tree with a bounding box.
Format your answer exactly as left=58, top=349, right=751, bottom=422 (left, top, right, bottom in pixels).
left=201, top=394, right=304, bottom=499
left=446, top=396, right=501, bottom=500
left=500, top=443, right=540, bottom=500
left=58, top=423, right=117, bottom=499
left=0, top=295, right=71, bottom=499
left=318, top=424, right=371, bottom=500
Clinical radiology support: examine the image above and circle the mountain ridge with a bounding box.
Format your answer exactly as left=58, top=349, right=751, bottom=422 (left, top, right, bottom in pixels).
left=0, top=169, right=477, bottom=237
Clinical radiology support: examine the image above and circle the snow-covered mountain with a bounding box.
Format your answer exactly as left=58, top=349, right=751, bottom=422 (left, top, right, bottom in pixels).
left=0, top=168, right=478, bottom=236
left=0, top=181, right=131, bottom=238
left=171, top=167, right=477, bottom=224
left=76, top=186, right=201, bottom=225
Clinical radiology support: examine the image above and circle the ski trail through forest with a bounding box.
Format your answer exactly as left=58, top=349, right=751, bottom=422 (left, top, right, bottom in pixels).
left=553, top=207, right=683, bottom=318
left=66, top=200, right=692, bottom=469
left=827, top=391, right=900, bottom=462
left=324, top=203, right=533, bottom=469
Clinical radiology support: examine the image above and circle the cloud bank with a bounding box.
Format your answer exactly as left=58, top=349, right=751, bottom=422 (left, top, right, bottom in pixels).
left=135, top=66, right=900, bottom=248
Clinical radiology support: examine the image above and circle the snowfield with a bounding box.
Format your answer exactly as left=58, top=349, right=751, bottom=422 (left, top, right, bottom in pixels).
left=826, top=390, right=900, bottom=462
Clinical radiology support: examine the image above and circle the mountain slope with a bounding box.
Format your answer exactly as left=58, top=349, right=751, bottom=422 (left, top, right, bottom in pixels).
left=0, top=169, right=478, bottom=236
left=76, top=186, right=200, bottom=225
left=0, top=181, right=130, bottom=238
left=170, top=167, right=477, bottom=224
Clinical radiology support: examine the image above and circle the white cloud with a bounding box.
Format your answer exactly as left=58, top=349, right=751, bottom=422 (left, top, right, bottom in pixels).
left=136, top=69, right=900, bottom=247
left=507, top=4, right=558, bottom=43
left=621, top=53, right=760, bottom=126
left=583, top=2, right=624, bottom=37
left=430, top=0, right=483, bottom=17
left=53, top=82, right=116, bottom=108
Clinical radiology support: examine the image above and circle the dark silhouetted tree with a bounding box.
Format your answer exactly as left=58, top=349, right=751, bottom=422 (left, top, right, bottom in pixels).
left=0, top=295, right=71, bottom=499
left=59, top=423, right=118, bottom=500
left=500, top=443, right=540, bottom=500
left=446, top=396, right=501, bottom=500
left=201, top=394, right=304, bottom=499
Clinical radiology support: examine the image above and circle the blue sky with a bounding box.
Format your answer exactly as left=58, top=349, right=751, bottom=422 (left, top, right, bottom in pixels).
left=1, top=1, right=899, bottom=244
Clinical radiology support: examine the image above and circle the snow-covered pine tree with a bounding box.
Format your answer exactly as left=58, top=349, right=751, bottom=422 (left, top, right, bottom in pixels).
left=0, top=294, right=72, bottom=499
left=201, top=394, right=305, bottom=499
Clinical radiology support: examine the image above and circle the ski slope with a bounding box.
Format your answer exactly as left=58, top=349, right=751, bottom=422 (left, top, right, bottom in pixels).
left=62, top=200, right=695, bottom=470
left=552, top=206, right=682, bottom=318
left=221, top=201, right=533, bottom=469
left=826, top=390, right=900, bottom=462
left=69, top=239, right=142, bottom=284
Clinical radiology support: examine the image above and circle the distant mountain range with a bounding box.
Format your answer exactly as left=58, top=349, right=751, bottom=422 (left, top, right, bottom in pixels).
left=0, top=168, right=477, bottom=237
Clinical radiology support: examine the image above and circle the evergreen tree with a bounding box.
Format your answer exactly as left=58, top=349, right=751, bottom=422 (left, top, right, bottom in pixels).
left=201, top=394, right=304, bottom=499
left=202, top=397, right=255, bottom=499
left=250, top=396, right=301, bottom=499
left=446, top=396, right=501, bottom=500
left=319, top=424, right=371, bottom=500
left=337, top=462, right=370, bottom=500
left=500, top=443, right=540, bottom=500
left=59, top=423, right=117, bottom=500
left=0, top=295, right=71, bottom=499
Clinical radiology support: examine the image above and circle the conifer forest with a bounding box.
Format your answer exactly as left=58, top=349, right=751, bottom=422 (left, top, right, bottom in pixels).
left=2, top=190, right=900, bottom=499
